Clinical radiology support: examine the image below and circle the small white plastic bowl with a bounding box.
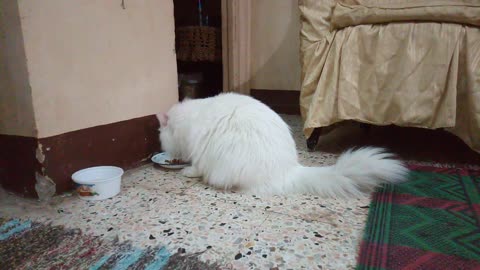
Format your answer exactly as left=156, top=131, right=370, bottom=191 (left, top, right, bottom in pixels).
left=72, top=166, right=124, bottom=201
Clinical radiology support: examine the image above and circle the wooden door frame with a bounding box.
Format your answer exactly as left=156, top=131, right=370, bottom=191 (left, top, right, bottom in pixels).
left=221, top=0, right=251, bottom=95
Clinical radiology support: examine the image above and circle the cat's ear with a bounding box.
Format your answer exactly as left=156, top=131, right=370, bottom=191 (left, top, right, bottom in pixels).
left=156, top=113, right=168, bottom=127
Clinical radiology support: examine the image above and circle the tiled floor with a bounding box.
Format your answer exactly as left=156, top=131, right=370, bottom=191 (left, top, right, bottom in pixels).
left=0, top=116, right=373, bottom=270
left=1, top=115, right=478, bottom=269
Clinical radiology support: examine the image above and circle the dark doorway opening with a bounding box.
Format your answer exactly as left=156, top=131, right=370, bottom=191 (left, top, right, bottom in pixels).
left=173, top=0, right=223, bottom=100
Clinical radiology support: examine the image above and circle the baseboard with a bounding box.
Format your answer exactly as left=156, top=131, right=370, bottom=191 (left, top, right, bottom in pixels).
left=250, top=89, right=300, bottom=115
left=0, top=115, right=160, bottom=197
left=0, top=135, right=39, bottom=197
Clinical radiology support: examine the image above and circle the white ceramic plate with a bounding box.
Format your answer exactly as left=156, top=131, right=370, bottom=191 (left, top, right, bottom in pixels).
left=151, top=152, right=189, bottom=169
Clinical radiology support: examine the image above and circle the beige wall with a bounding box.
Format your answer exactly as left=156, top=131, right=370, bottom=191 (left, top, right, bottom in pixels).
left=18, top=0, right=178, bottom=138
left=0, top=1, right=37, bottom=137
left=250, top=0, right=301, bottom=91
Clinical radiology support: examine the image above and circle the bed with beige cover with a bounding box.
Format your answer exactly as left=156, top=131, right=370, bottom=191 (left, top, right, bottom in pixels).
left=299, top=0, right=480, bottom=153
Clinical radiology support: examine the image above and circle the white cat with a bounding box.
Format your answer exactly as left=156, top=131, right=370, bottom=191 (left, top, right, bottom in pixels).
left=157, top=93, right=408, bottom=197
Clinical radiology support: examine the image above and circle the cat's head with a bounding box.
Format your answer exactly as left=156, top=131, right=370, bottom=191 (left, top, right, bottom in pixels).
left=156, top=99, right=195, bottom=158
left=157, top=112, right=169, bottom=128
left=156, top=111, right=176, bottom=156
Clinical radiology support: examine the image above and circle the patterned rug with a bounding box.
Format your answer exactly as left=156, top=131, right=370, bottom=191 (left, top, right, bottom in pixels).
left=357, top=165, right=480, bottom=270
left=0, top=218, right=221, bottom=270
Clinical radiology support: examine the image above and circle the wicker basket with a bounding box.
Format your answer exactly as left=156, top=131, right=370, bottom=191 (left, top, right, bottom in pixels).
left=176, top=26, right=221, bottom=62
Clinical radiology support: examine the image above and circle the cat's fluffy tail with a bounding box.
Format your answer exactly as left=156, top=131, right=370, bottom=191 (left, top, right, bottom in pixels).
left=285, top=147, right=409, bottom=197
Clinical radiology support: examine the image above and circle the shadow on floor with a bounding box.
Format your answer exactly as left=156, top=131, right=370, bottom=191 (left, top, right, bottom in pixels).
left=314, top=122, right=480, bottom=166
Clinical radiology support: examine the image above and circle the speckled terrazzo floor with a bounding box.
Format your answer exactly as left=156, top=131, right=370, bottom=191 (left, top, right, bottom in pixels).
left=0, top=115, right=373, bottom=270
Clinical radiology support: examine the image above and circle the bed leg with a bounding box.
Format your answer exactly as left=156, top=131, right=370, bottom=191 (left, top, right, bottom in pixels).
left=307, top=128, right=322, bottom=151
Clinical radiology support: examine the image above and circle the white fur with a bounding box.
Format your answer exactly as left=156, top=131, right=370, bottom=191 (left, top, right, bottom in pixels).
left=158, top=93, right=409, bottom=197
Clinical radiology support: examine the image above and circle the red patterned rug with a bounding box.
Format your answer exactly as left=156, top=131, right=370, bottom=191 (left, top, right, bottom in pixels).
left=356, top=165, right=480, bottom=270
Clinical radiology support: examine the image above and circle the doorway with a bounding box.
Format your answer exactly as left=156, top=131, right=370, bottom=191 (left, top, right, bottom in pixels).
left=173, top=0, right=223, bottom=100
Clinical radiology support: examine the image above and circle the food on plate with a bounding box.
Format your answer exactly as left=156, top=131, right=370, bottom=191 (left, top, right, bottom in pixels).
left=165, top=158, right=185, bottom=164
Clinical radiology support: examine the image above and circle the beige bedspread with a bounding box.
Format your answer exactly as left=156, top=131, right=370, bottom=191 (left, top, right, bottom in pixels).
left=299, top=0, right=480, bottom=152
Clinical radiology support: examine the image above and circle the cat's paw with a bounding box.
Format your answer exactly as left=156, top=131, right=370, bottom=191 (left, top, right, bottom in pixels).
left=181, top=166, right=201, bottom=178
